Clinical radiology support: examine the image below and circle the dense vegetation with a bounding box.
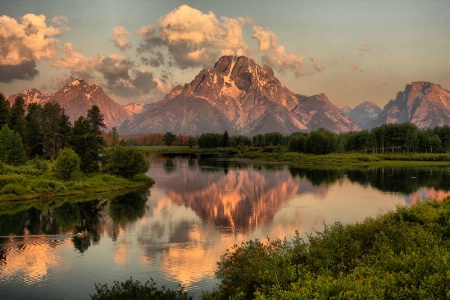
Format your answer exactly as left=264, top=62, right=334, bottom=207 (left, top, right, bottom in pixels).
left=126, top=124, right=450, bottom=155
left=91, top=198, right=450, bottom=299
left=0, top=95, right=151, bottom=200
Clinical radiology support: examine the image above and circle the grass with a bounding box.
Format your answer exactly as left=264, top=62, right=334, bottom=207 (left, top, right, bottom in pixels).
left=136, top=145, right=238, bottom=154
left=239, top=150, right=450, bottom=168
left=137, top=146, right=450, bottom=168
left=0, top=160, right=154, bottom=202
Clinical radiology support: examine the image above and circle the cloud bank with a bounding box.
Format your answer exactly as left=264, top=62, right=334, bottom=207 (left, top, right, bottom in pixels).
left=1, top=5, right=324, bottom=101
left=0, top=14, right=63, bottom=82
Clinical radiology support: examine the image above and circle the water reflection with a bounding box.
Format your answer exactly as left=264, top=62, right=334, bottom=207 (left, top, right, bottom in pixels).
left=0, top=155, right=449, bottom=299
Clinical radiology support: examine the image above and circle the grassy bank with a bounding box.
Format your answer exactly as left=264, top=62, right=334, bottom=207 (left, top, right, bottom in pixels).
left=138, top=146, right=450, bottom=168
left=0, top=160, right=154, bottom=201
left=136, top=145, right=237, bottom=154
left=239, top=150, right=450, bottom=168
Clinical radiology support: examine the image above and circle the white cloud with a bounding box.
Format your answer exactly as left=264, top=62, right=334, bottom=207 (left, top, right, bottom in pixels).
left=310, top=57, right=324, bottom=72
left=138, top=5, right=249, bottom=69
left=252, top=26, right=305, bottom=77
left=0, top=14, right=62, bottom=65
left=112, top=26, right=130, bottom=50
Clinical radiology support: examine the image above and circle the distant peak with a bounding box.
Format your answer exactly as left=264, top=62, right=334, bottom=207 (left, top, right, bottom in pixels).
left=68, top=78, right=85, bottom=86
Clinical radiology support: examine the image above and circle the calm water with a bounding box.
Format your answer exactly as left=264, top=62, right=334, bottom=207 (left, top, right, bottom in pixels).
left=1, top=154, right=450, bottom=299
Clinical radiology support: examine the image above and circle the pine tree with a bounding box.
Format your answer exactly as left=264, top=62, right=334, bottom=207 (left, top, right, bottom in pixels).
left=8, top=96, right=26, bottom=141
left=0, top=125, right=27, bottom=166
left=0, top=93, right=10, bottom=127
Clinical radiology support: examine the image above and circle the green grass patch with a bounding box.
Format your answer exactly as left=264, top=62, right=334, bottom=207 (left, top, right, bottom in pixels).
left=0, top=163, right=154, bottom=201
left=239, top=151, right=450, bottom=168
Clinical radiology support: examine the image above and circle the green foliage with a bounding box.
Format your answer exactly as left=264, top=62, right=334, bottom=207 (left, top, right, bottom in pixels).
left=90, top=277, right=193, bottom=300
left=163, top=131, right=176, bottom=146
left=206, top=198, right=450, bottom=299
left=69, top=105, right=106, bottom=173
left=104, top=146, right=149, bottom=178
left=0, top=93, right=10, bottom=127
left=54, top=148, right=81, bottom=180
left=0, top=125, right=27, bottom=165
left=30, top=179, right=67, bottom=193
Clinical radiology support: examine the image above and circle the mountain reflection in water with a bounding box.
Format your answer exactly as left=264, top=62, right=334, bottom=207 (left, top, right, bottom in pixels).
left=0, top=154, right=449, bottom=299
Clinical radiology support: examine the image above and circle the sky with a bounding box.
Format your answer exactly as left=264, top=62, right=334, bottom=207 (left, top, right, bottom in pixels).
left=0, top=0, right=449, bottom=108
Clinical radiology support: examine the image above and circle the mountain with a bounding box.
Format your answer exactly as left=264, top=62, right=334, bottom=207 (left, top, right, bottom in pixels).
left=5, top=79, right=130, bottom=129
left=7, top=89, right=52, bottom=105
left=341, top=101, right=382, bottom=130
left=52, top=79, right=131, bottom=129
left=122, top=55, right=358, bottom=135
left=372, top=81, right=450, bottom=129
left=291, top=94, right=360, bottom=133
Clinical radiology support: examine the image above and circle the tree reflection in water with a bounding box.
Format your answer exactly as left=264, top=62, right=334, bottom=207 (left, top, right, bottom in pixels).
left=0, top=189, right=150, bottom=253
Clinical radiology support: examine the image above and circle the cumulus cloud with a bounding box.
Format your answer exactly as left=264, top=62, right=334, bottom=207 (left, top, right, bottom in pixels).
left=252, top=26, right=305, bottom=77
left=51, top=42, right=98, bottom=80
left=112, top=26, right=130, bottom=50
left=0, top=14, right=64, bottom=82
left=138, top=5, right=249, bottom=69
left=0, top=14, right=61, bottom=65
left=51, top=16, right=70, bottom=32
left=0, top=61, right=39, bottom=83
left=52, top=44, right=159, bottom=98
left=310, top=57, right=324, bottom=72
left=359, top=43, right=371, bottom=54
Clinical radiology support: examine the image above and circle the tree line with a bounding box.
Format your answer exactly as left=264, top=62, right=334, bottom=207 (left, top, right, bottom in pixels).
left=194, top=124, right=450, bottom=154
left=0, top=94, right=147, bottom=179
left=124, top=123, right=450, bottom=155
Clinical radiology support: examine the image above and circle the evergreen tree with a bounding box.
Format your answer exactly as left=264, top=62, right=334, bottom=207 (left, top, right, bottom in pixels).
left=70, top=116, right=94, bottom=172
left=8, top=96, right=26, bottom=141
left=163, top=131, right=176, bottom=146
left=0, top=93, right=10, bottom=127
left=106, top=126, right=119, bottom=147
left=0, top=125, right=27, bottom=165
left=42, top=103, right=70, bottom=159
left=69, top=105, right=106, bottom=173
left=223, top=130, right=229, bottom=147
left=25, top=103, right=44, bottom=158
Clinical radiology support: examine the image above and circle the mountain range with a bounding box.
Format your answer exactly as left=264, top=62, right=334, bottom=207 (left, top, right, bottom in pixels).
left=1, top=55, right=449, bottom=135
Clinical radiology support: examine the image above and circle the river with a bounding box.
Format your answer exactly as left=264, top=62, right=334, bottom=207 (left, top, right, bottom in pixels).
left=1, top=154, right=449, bottom=299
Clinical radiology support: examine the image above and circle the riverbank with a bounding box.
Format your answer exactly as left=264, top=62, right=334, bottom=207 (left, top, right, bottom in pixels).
left=0, top=161, right=154, bottom=201
left=138, top=146, right=450, bottom=168
left=240, top=151, right=450, bottom=168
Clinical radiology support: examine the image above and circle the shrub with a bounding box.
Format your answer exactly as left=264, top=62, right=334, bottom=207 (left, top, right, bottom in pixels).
left=54, top=148, right=81, bottom=181
left=90, top=277, right=192, bottom=300
left=30, top=179, right=67, bottom=193
left=0, top=183, right=29, bottom=195
left=104, top=146, right=149, bottom=179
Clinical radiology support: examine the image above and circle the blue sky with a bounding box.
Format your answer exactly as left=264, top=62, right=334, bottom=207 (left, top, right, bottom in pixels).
left=1, top=0, right=449, bottom=107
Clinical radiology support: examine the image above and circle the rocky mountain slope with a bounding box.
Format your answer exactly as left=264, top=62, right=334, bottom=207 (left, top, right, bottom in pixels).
left=52, top=79, right=130, bottom=129
left=292, top=94, right=360, bottom=132
left=5, top=79, right=131, bottom=129
left=371, top=82, right=450, bottom=129
left=122, top=55, right=358, bottom=135
left=340, top=101, right=382, bottom=130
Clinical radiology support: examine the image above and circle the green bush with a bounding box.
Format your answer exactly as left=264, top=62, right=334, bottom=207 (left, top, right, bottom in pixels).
left=0, top=183, right=30, bottom=195
left=90, top=277, right=192, bottom=300
left=30, top=179, right=67, bottom=193
left=104, top=146, right=149, bottom=179
left=0, top=174, right=26, bottom=189
left=205, top=198, right=450, bottom=299
left=54, top=148, right=81, bottom=181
